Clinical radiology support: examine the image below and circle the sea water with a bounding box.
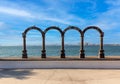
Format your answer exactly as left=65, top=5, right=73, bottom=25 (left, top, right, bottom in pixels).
left=0, top=45, right=120, bottom=57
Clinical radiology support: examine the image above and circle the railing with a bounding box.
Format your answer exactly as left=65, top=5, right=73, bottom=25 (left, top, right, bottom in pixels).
left=22, top=26, right=104, bottom=58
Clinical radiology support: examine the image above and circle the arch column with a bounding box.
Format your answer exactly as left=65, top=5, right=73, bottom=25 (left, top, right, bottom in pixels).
left=41, top=33, right=46, bottom=58
left=61, top=33, right=65, bottom=58
left=80, top=35, right=85, bottom=58
left=99, top=34, right=105, bottom=58
left=22, top=33, right=27, bottom=58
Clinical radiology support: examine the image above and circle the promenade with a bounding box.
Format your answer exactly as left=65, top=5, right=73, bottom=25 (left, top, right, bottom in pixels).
left=1, top=56, right=120, bottom=69
left=0, top=69, right=120, bottom=84
left=0, top=57, right=120, bottom=84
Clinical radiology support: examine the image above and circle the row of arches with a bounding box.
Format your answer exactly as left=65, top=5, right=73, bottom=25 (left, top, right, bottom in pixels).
left=22, top=26, right=104, bottom=58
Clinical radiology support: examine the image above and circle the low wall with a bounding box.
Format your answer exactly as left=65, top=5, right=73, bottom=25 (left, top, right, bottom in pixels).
left=0, top=61, right=120, bottom=69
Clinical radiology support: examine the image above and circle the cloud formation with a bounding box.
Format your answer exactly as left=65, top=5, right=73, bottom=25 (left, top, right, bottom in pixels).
left=0, top=0, right=120, bottom=45
left=0, top=6, right=34, bottom=18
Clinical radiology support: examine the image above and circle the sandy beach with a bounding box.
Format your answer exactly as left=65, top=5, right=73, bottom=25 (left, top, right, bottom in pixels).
left=0, top=69, right=120, bottom=84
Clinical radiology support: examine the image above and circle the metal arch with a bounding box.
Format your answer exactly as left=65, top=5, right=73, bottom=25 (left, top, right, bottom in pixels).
left=23, top=26, right=43, bottom=36
left=22, top=25, right=104, bottom=59
left=22, top=26, right=45, bottom=58
left=44, top=26, right=63, bottom=35
left=83, top=26, right=104, bottom=37
left=63, top=26, right=82, bottom=36
left=44, top=26, right=64, bottom=58
left=63, top=26, right=85, bottom=58
left=83, top=26, right=105, bottom=58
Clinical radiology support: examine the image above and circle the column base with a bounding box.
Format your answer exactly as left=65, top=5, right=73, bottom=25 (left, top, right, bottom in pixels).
left=41, top=50, right=46, bottom=58
left=22, top=50, right=27, bottom=58
left=80, top=50, right=85, bottom=58
left=61, top=50, right=65, bottom=58
left=99, top=50, right=105, bottom=58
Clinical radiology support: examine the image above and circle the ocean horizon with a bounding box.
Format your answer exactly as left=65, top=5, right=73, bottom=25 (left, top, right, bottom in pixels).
left=0, top=45, right=120, bottom=57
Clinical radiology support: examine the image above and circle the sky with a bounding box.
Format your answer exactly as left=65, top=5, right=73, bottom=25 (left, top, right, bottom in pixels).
left=0, top=0, right=120, bottom=46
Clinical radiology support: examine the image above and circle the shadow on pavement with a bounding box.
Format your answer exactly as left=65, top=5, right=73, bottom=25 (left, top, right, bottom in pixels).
left=0, top=69, right=35, bottom=80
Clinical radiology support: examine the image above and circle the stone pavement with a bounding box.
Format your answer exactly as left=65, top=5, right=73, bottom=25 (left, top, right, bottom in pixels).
left=0, top=69, right=120, bottom=84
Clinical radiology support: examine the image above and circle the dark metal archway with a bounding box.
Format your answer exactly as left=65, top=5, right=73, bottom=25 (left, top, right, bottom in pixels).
left=22, top=25, right=105, bottom=59
left=63, top=26, right=85, bottom=58
left=22, top=26, right=46, bottom=58
left=44, top=26, right=65, bottom=58
left=83, top=26, right=105, bottom=58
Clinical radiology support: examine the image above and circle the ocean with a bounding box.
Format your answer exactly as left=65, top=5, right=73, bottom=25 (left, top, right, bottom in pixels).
left=0, top=45, right=120, bottom=57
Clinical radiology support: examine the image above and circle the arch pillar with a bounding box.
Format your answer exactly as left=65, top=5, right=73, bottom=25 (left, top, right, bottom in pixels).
left=61, top=33, right=65, bottom=58
left=80, top=35, right=85, bottom=58
left=22, top=33, right=27, bottom=58
left=99, top=34, right=105, bottom=58
left=41, top=33, right=46, bottom=58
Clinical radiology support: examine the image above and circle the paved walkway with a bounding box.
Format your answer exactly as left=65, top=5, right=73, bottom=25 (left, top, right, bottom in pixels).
left=0, top=69, right=120, bottom=84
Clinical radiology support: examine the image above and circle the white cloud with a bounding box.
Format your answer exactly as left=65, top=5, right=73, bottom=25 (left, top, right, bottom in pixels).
left=0, top=6, right=85, bottom=26
left=0, top=22, right=4, bottom=26
left=90, top=1, right=120, bottom=30
left=0, top=22, right=8, bottom=30
left=0, top=6, right=34, bottom=18
left=37, top=16, right=71, bottom=25
left=1, top=1, right=116, bottom=29
left=0, top=0, right=87, bottom=26
left=37, top=15, right=85, bottom=26
left=105, top=0, right=120, bottom=6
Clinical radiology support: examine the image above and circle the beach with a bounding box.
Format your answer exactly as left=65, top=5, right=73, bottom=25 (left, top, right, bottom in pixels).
left=0, top=69, right=120, bottom=84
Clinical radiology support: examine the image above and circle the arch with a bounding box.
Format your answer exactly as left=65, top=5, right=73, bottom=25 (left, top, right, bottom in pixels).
left=22, top=26, right=46, bottom=58
left=44, top=26, right=63, bottom=35
left=63, top=26, right=82, bottom=35
left=44, top=26, right=63, bottom=58
left=23, top=26, right=43, bottom=36
left=63, top=26, right=84, bottom=58
left=83, top=26, right=104, bottom=37
left=83, top=26, right=104, bottom=58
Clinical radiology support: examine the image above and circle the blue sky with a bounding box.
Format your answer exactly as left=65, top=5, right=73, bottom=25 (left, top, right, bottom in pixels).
left=0, top=0, right=120, bottom=46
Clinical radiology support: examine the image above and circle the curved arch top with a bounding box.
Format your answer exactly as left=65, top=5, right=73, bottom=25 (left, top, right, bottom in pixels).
left=83, top=26, right=104, bottom=37
left=23, top=26, right=43, bottom=36
left=44, top=26, right=63, bottom=35
left=63, top=26, right=82, bottom=36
